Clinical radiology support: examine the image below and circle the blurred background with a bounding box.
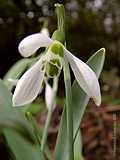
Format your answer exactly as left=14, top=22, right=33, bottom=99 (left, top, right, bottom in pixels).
left=0, top=0, right=120, bottom=159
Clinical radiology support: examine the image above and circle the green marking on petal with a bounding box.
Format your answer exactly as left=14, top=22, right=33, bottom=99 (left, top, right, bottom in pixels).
left=46, top=63, right=60, bottom=77
left=51, top=42, right=64, bottom=57
left=50, top=59, right=61, bottom=68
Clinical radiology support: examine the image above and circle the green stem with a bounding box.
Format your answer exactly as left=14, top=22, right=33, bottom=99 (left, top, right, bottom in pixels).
left=63, top=58, right=74, bottom=160
left=41, top=78, right=58, bottom=153
left=41, top=107, right=52, bottom=153
left=55, top=3, right=74, bottom=160
left=41, top=3, right=66, bottom=154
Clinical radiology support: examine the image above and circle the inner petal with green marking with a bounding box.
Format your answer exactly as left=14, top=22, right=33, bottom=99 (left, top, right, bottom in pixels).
left=46, top=62, right=60, bottom=77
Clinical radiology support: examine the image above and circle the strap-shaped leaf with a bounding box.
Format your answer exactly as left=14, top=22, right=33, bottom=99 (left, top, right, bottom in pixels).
left=74, top=131, right=84, bottom=160
left=4, top=128, right=44, bottom=160
left=55, top=48, right=105, bottom=160
left=0, top=79, right=12, bottom=111
left=3, top=58, right=32, bottom=90
left=0, top=79, right=36, bottom=142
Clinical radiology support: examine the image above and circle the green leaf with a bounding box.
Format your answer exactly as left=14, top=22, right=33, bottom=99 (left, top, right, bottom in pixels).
left=3, top=58, right=32, bottom=90
left=0, top=79, right=12, bottom=111
left=0, top=79, right=36, bottom=142
left=74, top=131, right=84, bottom=160
left=4, top=128, right=44, bottom=160
left=55, top=48, right=105, bottom=160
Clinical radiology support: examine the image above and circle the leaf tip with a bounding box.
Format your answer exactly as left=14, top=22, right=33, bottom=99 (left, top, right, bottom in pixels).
left=99, top=48, right=106, bottom=56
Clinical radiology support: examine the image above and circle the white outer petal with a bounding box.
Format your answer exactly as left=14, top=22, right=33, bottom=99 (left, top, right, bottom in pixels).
left=12, top=59, right=44, bottom=106
left=18, top=33, right=53, bottom=57
left=45, top=83, right=55, bottom=110
left=64, top=48, right=101, bottom=106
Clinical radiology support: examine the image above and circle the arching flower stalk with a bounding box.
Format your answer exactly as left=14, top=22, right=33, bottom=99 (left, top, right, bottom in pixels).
left=12, top=32, right=101, bottom=107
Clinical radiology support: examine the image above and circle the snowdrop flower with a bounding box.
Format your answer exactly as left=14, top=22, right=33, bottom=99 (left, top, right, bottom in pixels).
left=13, top=32, right=101, bottom=106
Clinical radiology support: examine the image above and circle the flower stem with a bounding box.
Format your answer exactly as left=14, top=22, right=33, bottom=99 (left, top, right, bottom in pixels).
left=41, top=107, right=52, bottom=153
left=63, top=58, right=74, bottom=160
left=41, top=77, right=58, bottom=153
left=55, top=3, right=74, bottom=160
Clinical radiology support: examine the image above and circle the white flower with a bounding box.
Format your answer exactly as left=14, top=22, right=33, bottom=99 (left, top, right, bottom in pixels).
left=18, top=33, right=52, bottom=57
left=13, top=33, right=101, bottom=106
